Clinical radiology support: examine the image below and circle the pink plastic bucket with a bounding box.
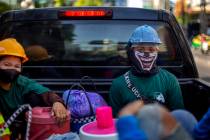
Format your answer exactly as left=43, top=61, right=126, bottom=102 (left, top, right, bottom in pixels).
left=26, top=107, right=70, bottom=140
left=79, top=106, right=118, bottom=140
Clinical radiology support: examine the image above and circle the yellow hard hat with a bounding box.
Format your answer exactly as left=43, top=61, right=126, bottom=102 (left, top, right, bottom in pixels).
left=0, top=38, right=28, bottom=63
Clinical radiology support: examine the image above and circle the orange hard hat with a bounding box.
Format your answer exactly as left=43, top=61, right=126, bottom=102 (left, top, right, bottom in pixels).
left=0, top=38, right=28, bottom=63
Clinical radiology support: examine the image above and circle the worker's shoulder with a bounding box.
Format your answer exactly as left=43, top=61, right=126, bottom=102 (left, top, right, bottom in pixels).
left=16, top=75, right=36, bottom=86
left=159, top=68, right=178, bottom=80
left=112, top=72, right=126, bottom=85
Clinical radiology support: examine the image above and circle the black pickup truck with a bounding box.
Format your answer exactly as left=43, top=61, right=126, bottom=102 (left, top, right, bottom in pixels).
left=0, top=7, right=210, bottom=120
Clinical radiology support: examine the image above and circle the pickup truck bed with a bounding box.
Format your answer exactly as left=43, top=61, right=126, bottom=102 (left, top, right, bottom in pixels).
left=0, top=7, right=209, bottom=120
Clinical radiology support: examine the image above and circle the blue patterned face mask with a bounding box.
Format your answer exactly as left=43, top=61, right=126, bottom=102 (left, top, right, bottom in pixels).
left=134, top=51, right=158, bottom=71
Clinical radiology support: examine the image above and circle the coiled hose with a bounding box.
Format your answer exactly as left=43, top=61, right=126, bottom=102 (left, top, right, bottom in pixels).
left=0, top=104, right=32, bottom=140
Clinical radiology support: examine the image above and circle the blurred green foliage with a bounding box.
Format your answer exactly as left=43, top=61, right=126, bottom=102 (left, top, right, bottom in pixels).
left=54, top=0, right=65, bottom=7
left=73, top=0, right=103, bottom=6
left=0, top=1, right=11, bottom=14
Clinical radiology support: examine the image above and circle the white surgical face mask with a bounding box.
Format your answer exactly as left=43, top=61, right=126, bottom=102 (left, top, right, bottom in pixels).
left=134, top=51, right=158, bottom=71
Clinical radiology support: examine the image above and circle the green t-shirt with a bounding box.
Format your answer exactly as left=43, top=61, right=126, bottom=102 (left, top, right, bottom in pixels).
left=109, top=69, right=184, bottom=117
left=0, top=75, right=50, bottom=120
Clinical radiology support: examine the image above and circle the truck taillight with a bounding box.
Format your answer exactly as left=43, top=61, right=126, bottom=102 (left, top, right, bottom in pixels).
left=58, top=10, right=113, bottom=19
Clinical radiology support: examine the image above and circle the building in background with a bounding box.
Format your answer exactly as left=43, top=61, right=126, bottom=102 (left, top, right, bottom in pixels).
left=175, top=0, right=210, bottom=33
left=115, top=0, right=126, bottom=6
left=187, top=0, right=210, bottom=14
left=0, top=0, right=171, bottom=10
left=174, top=0, right=188, bottom=25
left=116, top=0, right=170, bottom=10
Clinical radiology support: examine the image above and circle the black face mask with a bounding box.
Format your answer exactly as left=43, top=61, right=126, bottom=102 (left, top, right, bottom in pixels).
left=0, top=69, right=20, bottom=83
left=127, top=46, right=159, bottom=77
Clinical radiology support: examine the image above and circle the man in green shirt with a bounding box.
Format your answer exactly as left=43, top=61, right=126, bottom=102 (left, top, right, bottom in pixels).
left=109, top=25, right=184, bottom=117
left=0, top=38, right=67, bottom=138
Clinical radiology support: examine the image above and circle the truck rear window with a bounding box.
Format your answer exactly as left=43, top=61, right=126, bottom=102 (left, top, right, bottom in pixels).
left=1, top=20, right=182, bottom=79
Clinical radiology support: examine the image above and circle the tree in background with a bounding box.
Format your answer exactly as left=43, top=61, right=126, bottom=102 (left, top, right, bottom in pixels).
left=0, top=1, right=11, bottom=14
left=73, top=0, right=103, bottom=6
left=174, top=0, right=190, bottom=26
left=54, top=0, right=65, bottom=7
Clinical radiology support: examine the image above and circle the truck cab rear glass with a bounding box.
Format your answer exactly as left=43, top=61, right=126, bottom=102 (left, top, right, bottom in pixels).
left=0, top=20, right=182, bottom=79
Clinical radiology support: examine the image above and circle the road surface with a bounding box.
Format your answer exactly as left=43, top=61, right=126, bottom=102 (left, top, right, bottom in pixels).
left=192, top=49, right=210, bottom=82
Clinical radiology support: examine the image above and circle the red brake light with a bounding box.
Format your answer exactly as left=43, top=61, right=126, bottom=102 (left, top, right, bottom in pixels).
left=58, top=10, right=113, bottom=19
left=64, top=10, right=105, bottom=16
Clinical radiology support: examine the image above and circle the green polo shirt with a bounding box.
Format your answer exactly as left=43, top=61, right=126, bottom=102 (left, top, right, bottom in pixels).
left=109, top=69, right=184, bottom=117
left=0, top=75, right=50, bottom=120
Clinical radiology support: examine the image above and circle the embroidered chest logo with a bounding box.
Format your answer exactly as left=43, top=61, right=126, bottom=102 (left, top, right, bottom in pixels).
left=154, top=92, right=165, bottom=103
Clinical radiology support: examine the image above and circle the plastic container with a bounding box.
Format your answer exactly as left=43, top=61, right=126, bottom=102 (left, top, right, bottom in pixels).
left=79, top=106, right=118, bottom=140
left=26, top=107, right=70, bottom=140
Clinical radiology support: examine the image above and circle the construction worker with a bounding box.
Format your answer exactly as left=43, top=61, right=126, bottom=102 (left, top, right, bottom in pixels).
left=0, top=38, right=67, bottom=138
left=109, top=25, right=184, bottom=117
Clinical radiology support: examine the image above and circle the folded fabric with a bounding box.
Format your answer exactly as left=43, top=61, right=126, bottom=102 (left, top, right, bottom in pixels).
left=47, top=132, right=80, bottom=140
left=193, top=108, right=210, bottom=140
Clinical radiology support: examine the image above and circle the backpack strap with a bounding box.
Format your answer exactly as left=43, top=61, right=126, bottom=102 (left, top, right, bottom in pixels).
left=124, top=71, right=155, bottom=104
left=80, top=76, right=98, bottom=92
left=124, top=71, right=143, bottom=100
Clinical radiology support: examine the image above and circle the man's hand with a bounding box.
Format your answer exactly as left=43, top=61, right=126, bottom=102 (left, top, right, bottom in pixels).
left=118, top=100, right=144, bottom=117
left=52, top=102, right=68, bottom=125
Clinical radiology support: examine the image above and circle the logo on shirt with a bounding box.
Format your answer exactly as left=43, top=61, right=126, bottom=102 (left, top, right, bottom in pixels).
left=154, top=92, right=165, bottom=103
